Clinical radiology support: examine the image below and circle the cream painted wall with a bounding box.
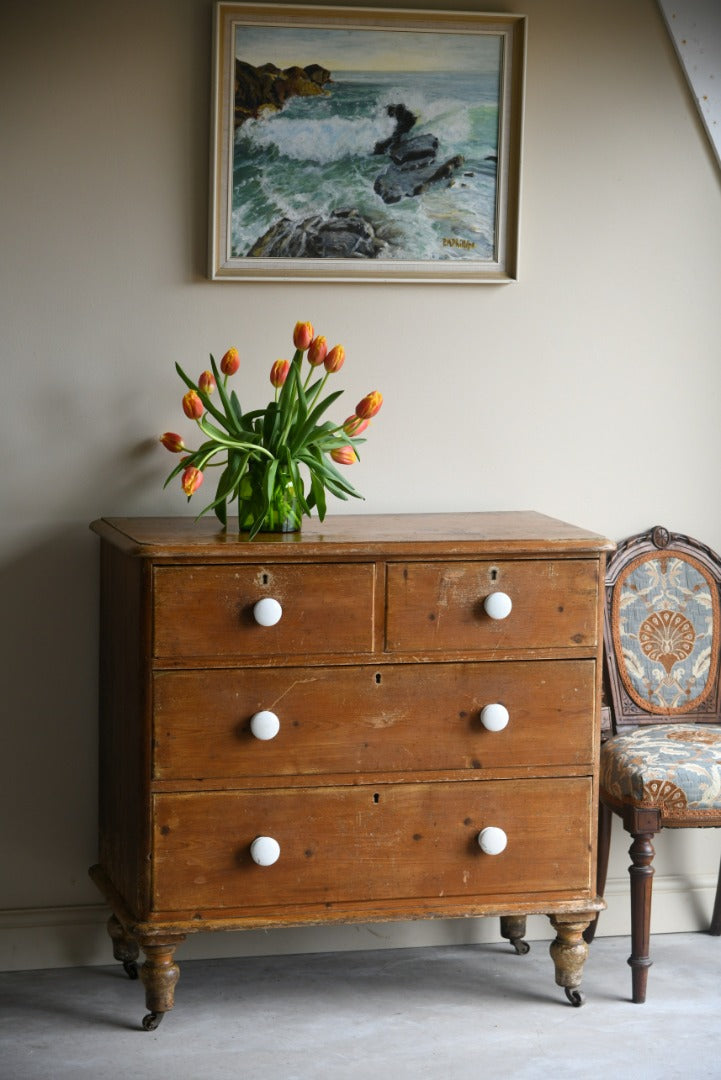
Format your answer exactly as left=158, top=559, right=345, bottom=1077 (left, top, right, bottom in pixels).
left=1, top=0, right=720, bottom=970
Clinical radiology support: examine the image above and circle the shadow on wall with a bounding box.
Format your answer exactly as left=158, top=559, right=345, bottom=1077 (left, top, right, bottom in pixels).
left=0, top=525, right=100, bottom=910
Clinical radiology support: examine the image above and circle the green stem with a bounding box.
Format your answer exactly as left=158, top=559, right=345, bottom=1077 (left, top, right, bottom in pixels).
left=307, top=371, right=330, bottom=410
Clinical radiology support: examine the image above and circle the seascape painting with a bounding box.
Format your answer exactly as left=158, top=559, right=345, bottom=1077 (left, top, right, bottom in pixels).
left=210, top=7, right=526, bottom=281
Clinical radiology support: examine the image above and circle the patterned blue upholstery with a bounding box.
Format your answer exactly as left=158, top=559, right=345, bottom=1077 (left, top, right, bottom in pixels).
left=611, top=553, right=719, bottom=716
left=600, top=724, right=721, bottom=822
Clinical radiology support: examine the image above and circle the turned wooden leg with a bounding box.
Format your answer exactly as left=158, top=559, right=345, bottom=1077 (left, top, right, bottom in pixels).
left=107, top=914, right=140, bottom=979
left=584, top=800, right=613, bottom=944
left=628, top=830, right=656, bottom=1004
left=138, top=937, right=185, bottom=1030
left=500, top=915, right=530, bottom=954
left=549, top=914, right=592, bottom=1006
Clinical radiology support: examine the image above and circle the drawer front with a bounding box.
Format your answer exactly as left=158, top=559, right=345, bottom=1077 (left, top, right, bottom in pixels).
left=153, top=660, right=596, bottom=779
left=386, top=560, right=600, bottom=652
left=151, top=778, right=593, bottom=912
left=153, top=563, right=375, bottom=659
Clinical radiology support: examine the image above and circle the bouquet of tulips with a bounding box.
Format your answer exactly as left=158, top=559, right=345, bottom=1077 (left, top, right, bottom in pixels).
left=160, top=321, right=383, bottom=538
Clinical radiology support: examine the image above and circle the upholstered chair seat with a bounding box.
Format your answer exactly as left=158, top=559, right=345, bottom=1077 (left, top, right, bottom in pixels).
left=601, top=724, right=721, bottom=821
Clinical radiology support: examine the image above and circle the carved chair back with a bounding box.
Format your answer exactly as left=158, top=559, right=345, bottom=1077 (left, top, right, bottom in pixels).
left=604, top=525, right=721, bottom=735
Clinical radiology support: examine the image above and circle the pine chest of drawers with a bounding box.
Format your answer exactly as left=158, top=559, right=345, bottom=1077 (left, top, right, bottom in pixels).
left=89, top=512, right=612, bottom=1028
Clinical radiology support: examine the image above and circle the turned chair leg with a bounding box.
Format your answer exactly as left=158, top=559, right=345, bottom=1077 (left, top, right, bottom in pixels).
left=709, top=848, right=721, bottom=936
left=627, top=829, right=657, bottom=1004
left=584, top=800, right=613, bottom=944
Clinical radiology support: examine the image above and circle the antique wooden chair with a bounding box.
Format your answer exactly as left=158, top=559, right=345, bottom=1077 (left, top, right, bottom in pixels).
left=584, top=525, right=721, bottom=1003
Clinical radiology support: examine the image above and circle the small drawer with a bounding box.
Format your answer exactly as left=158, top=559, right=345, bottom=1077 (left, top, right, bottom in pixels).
left=151, top=778, right=593, bottom=912
left=386, top=560, right=599, bottom=653
left=153, top=659, right=596, bottom=779
left=153, top=563, right=375, bottom=659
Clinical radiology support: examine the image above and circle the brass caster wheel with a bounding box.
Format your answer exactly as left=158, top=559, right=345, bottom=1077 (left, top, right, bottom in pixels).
left=565, top=987, right=585, bottom=1007
left=123, top=960, right=139, bottom=980
left=510, top=938, right=530, bottom=955
left=141, top=1011, right=165, bottom=1031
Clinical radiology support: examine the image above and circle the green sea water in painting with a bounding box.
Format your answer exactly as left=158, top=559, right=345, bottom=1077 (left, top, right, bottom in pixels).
left=231, top=69, right=500, bottom=262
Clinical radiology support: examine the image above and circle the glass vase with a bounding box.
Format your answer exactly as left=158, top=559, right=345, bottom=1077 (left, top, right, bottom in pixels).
left=236, top=467, right=302, bottom=534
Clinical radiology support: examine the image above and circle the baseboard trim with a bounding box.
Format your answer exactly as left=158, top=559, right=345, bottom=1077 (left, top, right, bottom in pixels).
left=1, top=874, right=718, bottom=972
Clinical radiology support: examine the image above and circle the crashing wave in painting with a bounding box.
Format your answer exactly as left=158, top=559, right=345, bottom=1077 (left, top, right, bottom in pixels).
left=231, top=68, right=501, bottom=262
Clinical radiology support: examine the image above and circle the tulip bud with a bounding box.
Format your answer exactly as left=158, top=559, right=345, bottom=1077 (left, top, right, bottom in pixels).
left=342, top=414, right=369, bottom=437
left=355, top=391, right=383, bottom=420
left=293, top=321, right=314, bottom=351
left=181, top=465, right=203, bottom=496
left=324, top=344, right=345, bottom=373
left=270, top=359, right=290, bottom=388
left=160, top=431, right=185, bottom=453
left=307, top=335, right=328, bottom=367
left=182, top=389, right=204, bottom=419
left=198, top=370, right=216, bottom=395
left=220, top=347, right=240, bottom=376
left=330, top=445, right=357, bottom=466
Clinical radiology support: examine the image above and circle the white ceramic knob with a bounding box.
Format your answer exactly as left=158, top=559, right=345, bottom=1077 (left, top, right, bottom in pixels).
left=253, top=597, right=282, bottom=626
left=484, top=591, right=512, bottom=620
left=250, top=836, right=281, bottom=866
left=480, top=703, right=510, bottom=732
left=478, top=826, right=508, bottom=855
left=250, top=710, right=280, bottom=740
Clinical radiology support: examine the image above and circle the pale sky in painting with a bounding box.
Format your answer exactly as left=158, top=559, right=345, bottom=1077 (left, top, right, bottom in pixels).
left=234, top=25, right=501, bottom=74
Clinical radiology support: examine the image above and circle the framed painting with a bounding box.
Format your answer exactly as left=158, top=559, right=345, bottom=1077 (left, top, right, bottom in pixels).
left=209, top=4, right=526, bottom=283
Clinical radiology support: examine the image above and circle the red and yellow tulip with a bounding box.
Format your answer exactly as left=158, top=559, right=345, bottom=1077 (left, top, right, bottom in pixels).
left=181, top=465, right=203, bottom=496
left=355, top=391, right=383, bottom=420
left=182, top=389, right=204, bottom=419
left=160, top=432, right=185, bottom=453
left=220, top=347, right=240, bottom=376
left=324, top=344, right=345, bottom=373
left=270, top=359, right=290, bottom=388
left=331, top=445, right=357, bottom=466
left=292, top=321, right=314, bottom=351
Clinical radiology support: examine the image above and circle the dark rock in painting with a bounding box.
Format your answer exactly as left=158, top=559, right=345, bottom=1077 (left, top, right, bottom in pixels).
left=372, top=101, right=464, bottom=204
left=389, top=134, right=439, bottom=168
left=248, top=209, right=390, bottom=259
left=373, top=103, right=418, bottom=155
left=234, top=60, right=331, bottom=126
left=374, top=154, right=465, bottom=205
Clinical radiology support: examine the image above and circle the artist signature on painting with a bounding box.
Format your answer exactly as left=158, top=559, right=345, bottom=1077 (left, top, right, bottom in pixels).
left=442, top=237, right=476, bottom=250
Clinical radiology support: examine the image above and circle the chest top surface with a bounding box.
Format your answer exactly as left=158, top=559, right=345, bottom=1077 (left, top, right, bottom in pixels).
left=91, top=511, right=612, bottom=561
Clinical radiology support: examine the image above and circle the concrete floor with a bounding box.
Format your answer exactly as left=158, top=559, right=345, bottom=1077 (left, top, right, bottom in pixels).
left=1, top=933, right=719, bottom=1080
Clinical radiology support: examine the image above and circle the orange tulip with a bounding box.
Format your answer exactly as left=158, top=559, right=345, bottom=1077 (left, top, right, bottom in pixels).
left=198, top=370, right=216, bottom=395
left=182, top=389, right=204, bottom=419
left=355, top=391, right=383, bottom=420
left=293, top=321, right=314, bottom=351
left=270, top=359, right=290, bottom=388
left=160, top=432, right=185, bottom=453
left=181, top=465, right=203, bottom=496
left=330, top=445, right=357, bottom=466
left=307, top=335, right=328, bottom=367
left=324, top=344, right=345, bottom=373
left=342, top=414, right=369, bottom=437
left=220, top=347, right=240, bottom=376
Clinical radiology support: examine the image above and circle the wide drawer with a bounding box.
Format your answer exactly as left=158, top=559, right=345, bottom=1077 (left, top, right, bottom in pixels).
left=153, top=563, right=375, bottom=659
left=151, top=778, right=593, bottom=912
left=153, top=660, right=596, bottom=779
left=386, top=559, right=600, bottom=652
